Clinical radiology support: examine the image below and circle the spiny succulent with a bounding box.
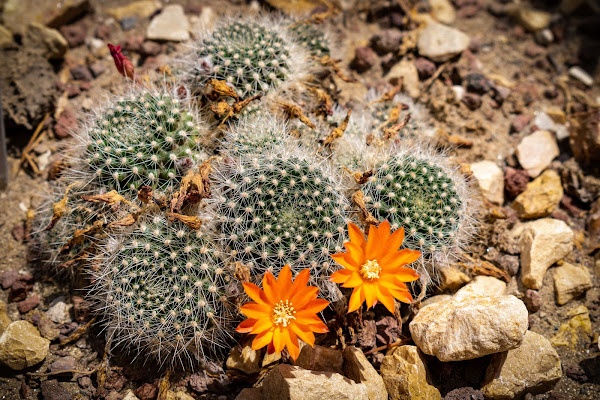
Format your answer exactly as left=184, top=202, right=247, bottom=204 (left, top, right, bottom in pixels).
left=71, top=86, right=209, bottom=197
left=288, top=22, right=330, bottom=58
left=360, top=145, right=476, bottom=273
left=188, top=18, right=310, bottom=99
left=225, top=112, right=292, bottom=155
left=93, top=213, right=234, bottom=367
left=209, top=139, right=352, bottom=301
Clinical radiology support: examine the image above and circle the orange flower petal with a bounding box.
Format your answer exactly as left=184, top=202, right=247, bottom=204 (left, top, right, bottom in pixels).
left=289, top=268, right=310, bottom=293
left=277, top=264, right=293, bottom=296
left=343, top=242, right=364, bottom=265
left=239, top=302, right=272, bottom=319
left=380, top=249, right=421, bottom=269
left=363, top=282, right=377, bottom=309
left=252, top=330, right=274, bottom=350
left=250, top=317, right=274, bottom=335
left=290, top=286, right=318, bottom=309
left=365, top=223, right=379, bottom=259
left=262, top=271, right=279, bottom=303
left=301, top=298, right=330, bottom=314
left=375, top=285, right=396, bottom=313
left=329, top=269, right=352, bottom=283
left=284, top=329, right=300, bottom=361
left=386, top=226, right=405, bottom=251
left=290, top=323, right=316, bottom=347
left=242, top=282, right=270, bottom=305
left=389, top=287, right=414, bottom=304
left=331, top=253, right=359, bottom=271
left=295, top=312, right=327, bottom=325
left=235, top=318, right=257, bottom=333
left=341, top=272, right=364, bottom=288
left=273, top=327, right=286, bottom=353
left=347, top=286, right=364, bottom=313
left=306, top=321, right=329, bottom=333
left=348, top=223, right=366, bottom=249
left=385, top=266, right=420, bottom=282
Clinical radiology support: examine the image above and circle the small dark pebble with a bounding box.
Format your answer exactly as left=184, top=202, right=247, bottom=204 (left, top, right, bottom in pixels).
left=89, top=61, right=106, bottom=78
left=70, top=65, right=93, bottom=81
left=9, top=280, right=32, bottom=302
left=0, top=270, right=20, bottom=289
left=510, top=114, right=532, bottom=133
left=444, top=387, right=485, bottom=400
left=123, top=34, right=144, bottom=52
left=50, top=356, right=77, bottom=373
left=11, top=223, right=25, bottom=242
left=140, top=41, right=162, bottom=57
left=565, top=363, right=588, bottom=383
left=370, top=29, right=402, bottom=55
left=59, top=321, right=79, bottom=335
left=464, top=73, right=491, bottom=94
left=504, top=167, right=530, bottom=198
left=40, top=379, right=73, bottom=400
left=414, top=57, right=436, bottom=79
left=184, top=3, right=203, bottom=15
left=119, top=17, right=138, bottom=31
left=95, top=23, right=111, bottom=41
left=351, top=46, right=377, bottom=73
left=135, top=383, right=158, bottom=400
left=462, top=93, right=482, bottom=110
left=78, top=376, right=93, bottom=388
left=54, top=108, right=78, bottom=140
left=79, top=81, right=92, bottom=91
left=66, top=84, right=81, bottom=98
left=524, top=289, right=542, bottom=313
left=59, top=22, right=87, bottom=48
left=525, top=43, right=545, bottom=58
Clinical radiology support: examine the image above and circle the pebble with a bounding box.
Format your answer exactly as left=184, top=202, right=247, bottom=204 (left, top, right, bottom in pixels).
left=386, top=59, right=420, bottom=98
left=454, top=276, right=507, bottom=300
left=534, top=111, right=569, bottom=140
left=343, top=346, right=387, bottom=400
left=417, top=21, right=470, bottom=62
left=2, top=0, right=89, bottom=35
left=41, top=379, right=73, bottom=400
left=569, top=66, right=594, bottom=87
left=414, top=57, right=436, bottom=79
left=17, top=294, right=40, bottom=313
left=226, top=345, right=261, bottom=374
left=54, top=109, right=78, bottom=140
left=0, top=269, right=20, bottom=289
left=410, top=295, right=528, bottom=361
left=512, top=6, right=551, bottom=32
left=0, top=301, right=12, bottom=333
left=140, top=41, right=162, bottom=56
left=296, top=344, right=344, bottom=374
left=236, top=388, right=262, bottom=400
left=553, top=263, right=592, bottom=305
left=551, top=305, right=592, bottom=348
left=520, top=218, right=574, bottom=290
left=516, top=130, right=559, bottom=178
left=50, top=355, right=77, bottom=372
left=570, top=109, right=600, bottom=166
left=261, top=364, right=369, bottom=400
left=535, top=28, right=554, bottom=45
left=481, top=331, right=561, bottom=399
left=89, top=61, right=106, bottom=78
left=59, top=22, right=87, bottom=48
left=46, top=296, right=73, bottom=324
left=464, top=72, right=491, bottom=94
left=504, top=167, right=529, bottom=198
left=123, top=391, right=141, bottom=400
left=120, top=17, right=138, bottom=31
left=438, top=266, right=471, bottom=291
left=23, top=23, right=68, bottom=60
left=470, top=160, right=504, bottom=204
left=95, top=23, right=111, bottom=41
left=430, top=0, right=456, bottom=24
left=379, top=345, right=441, bottom=400
left=135, top=383, right=158, bottom=400
left=512, top=169, right=563, bottom=219
left=146, top=5, right=190, bottom=42
left=421, top=294, right=452, bottom=307
left=452, top=85, right=465, bottom=101
left=70, top=65, right=93, bottom=81
left=511, top=113, right=532, bottom=133
left=351, top=46, right=377, bottom=73
left=371, top=29, right=402, bottom=54
left=461, top=93, right=481, bottom=110
left=107, top=0, right=161, bottom=20
left=524, top=289, right=542, bottom=313
left=0, top=320, right=50, bottom=370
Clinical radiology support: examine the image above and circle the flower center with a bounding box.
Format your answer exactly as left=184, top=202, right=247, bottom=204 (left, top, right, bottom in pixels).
left=359, top=260, right=381, bottom=281
left=272, top=300, right=296, bottom=327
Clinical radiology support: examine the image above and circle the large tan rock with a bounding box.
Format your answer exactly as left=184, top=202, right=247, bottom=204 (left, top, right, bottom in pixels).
left=430, top=0, right=456, bottom=24
left=107, top=1, right=162, bottom=20
left=0, top=320, right=50, bottom=370
left=417, top=22, right=470, bottom=62
left=380, top=345, right=441, bottom=400
left=512, top=170, right=563, bottom=219
left=387, top=59, right=420, bottom=98
left=516, top=131, right=559, bottom=178
left=343, top=346, right=387, bottom=400
left=520, top=218, right=574, bottom=289
left=296, top=345, right=344, bottom=375
left=454, top=275, right=506, bottom=300
left=409, top=295, right=528, bottom=361
left=262, top=364, right=369, bottom=400
left=23, top=23, right=68, bottom=60
left=2, top=0, right=89, bottom=34
left=470, top=160, right=504, bottom=205
left=553, top=263, right=592, bottom=305
left=438, top=266, right=470, bottom=291
left=481, top=331, right=561, bottom=399
left=0, top=301, right=11, bottom=334
left=146, top=5, right=190, bottom=42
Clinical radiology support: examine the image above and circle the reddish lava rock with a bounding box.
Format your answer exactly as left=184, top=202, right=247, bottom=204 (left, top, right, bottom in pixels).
left=511, top=114, right=532, bottom=133
left=54, top=109, right=78, bottom=140
left=415, top=57, right=436, bottom=79
left=59, top=22, right=87, bottom=48
left=504, top=167, right=529, bottom=198
left=18, top=294, right=40, bottom=313
left=351, top=46, right=377, bottom=73
left=135, top=383, right=158, bottom=400
left=524, top=289, right=542, bottom=313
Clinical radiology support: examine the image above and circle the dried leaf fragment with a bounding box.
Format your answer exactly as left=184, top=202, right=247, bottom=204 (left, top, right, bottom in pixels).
left=308, top=87, right=333, bottom=117
left=171, top=157, right=215, bottom=212
left=60, top=220, right=105, bottom=254
left=207, top=79, right=239, bottom=101
left=320, top=110, right=351, bottom=150
left=45, top=182, right=79, bottom=231
left=383, top=113, right=411, bottom=140
left=317, top=55, right=356, bottom=83
left=167, top=213, right=203, bottom=230
left=351, top=190, right=379, bottom=228
left=343, top=167, right=373, bottom=184
left=234, top=262, right=251, bottom=283
left=366, top=85, right=401, bottom=107
left=278, top=101, right=316, bottom=129
left=82, top=190, right=136, bottom=208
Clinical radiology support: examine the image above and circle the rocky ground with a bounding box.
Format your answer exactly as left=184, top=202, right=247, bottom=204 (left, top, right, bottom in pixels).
left=0, top=0, right=599, bottom=399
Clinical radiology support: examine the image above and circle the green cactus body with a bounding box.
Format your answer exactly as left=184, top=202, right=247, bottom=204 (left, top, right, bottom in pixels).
left=193, top=21, right=294, bottom=98
left=289, top=23, right=330, bottom=58
left=211, top=147, right=350, bottom=300
left=96, top=214, right=232, bottom=365
left=84, top=91, right=206, bottom=195
left=362, top=155, right=463, bottom=256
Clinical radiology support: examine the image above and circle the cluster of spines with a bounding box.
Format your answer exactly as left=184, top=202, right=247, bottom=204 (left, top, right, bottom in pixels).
left=94, top=214, right=234, bottom=366
left=83, top=91, right=206, bottom=195
left=288, top=23, right=330, bottom=58
left=361, top=154, right=465, bottom=258
left=192, top=21, right=294, bottom=98
left=210, top=141, right=351, bottom=301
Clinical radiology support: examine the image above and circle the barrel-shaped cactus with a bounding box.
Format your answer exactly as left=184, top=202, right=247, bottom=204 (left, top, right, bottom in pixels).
left=93, top=213, right=234, bottom=367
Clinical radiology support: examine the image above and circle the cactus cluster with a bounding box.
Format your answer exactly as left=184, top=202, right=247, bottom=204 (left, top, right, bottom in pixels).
left=210, top=139, right=351, bottom=301
left=189, top=19, right=309, bottom=99
left=95, top=213, right=234, bottom=365
left=289, top=23, right=330, bottom=58
left=79, top=89, right=208, bottom=196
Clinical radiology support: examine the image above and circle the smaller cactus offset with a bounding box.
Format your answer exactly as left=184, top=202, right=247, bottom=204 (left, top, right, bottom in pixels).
left=360, top=145, right=477, bottom=273
left=188, top=18, right=311, bottom=99
left=93, top=213, right=234, bottom=367
left=73, top=86, right=209, bottom=197
left=209, top=137, right=352, bottom=301
left=225, top=112, right=292, bottom=156
left=288, top=22, right=330, bottom=58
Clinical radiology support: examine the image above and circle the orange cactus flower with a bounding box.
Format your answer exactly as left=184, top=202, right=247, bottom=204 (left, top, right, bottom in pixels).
left=235, top=265, right=329, bottom=361
left=330, top=221, right=421, bottom=313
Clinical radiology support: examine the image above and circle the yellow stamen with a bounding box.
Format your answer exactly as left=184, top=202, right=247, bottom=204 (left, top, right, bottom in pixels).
left=359, top=260, right=381, bottom=281
left=272, top=300, right=296, bottom=327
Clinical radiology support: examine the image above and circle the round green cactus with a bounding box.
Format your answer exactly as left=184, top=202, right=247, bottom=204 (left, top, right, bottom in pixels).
left=82, top=88, right=207, bottom=196
left=189, top=19, right=310, bottom=99
left=361, top=149, right=473, bottom=260
left=94, top=213, right=234, bottom=366
left=289, top=23, right=330, bottom=58
left=210, top=141, right=351, bottom=301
